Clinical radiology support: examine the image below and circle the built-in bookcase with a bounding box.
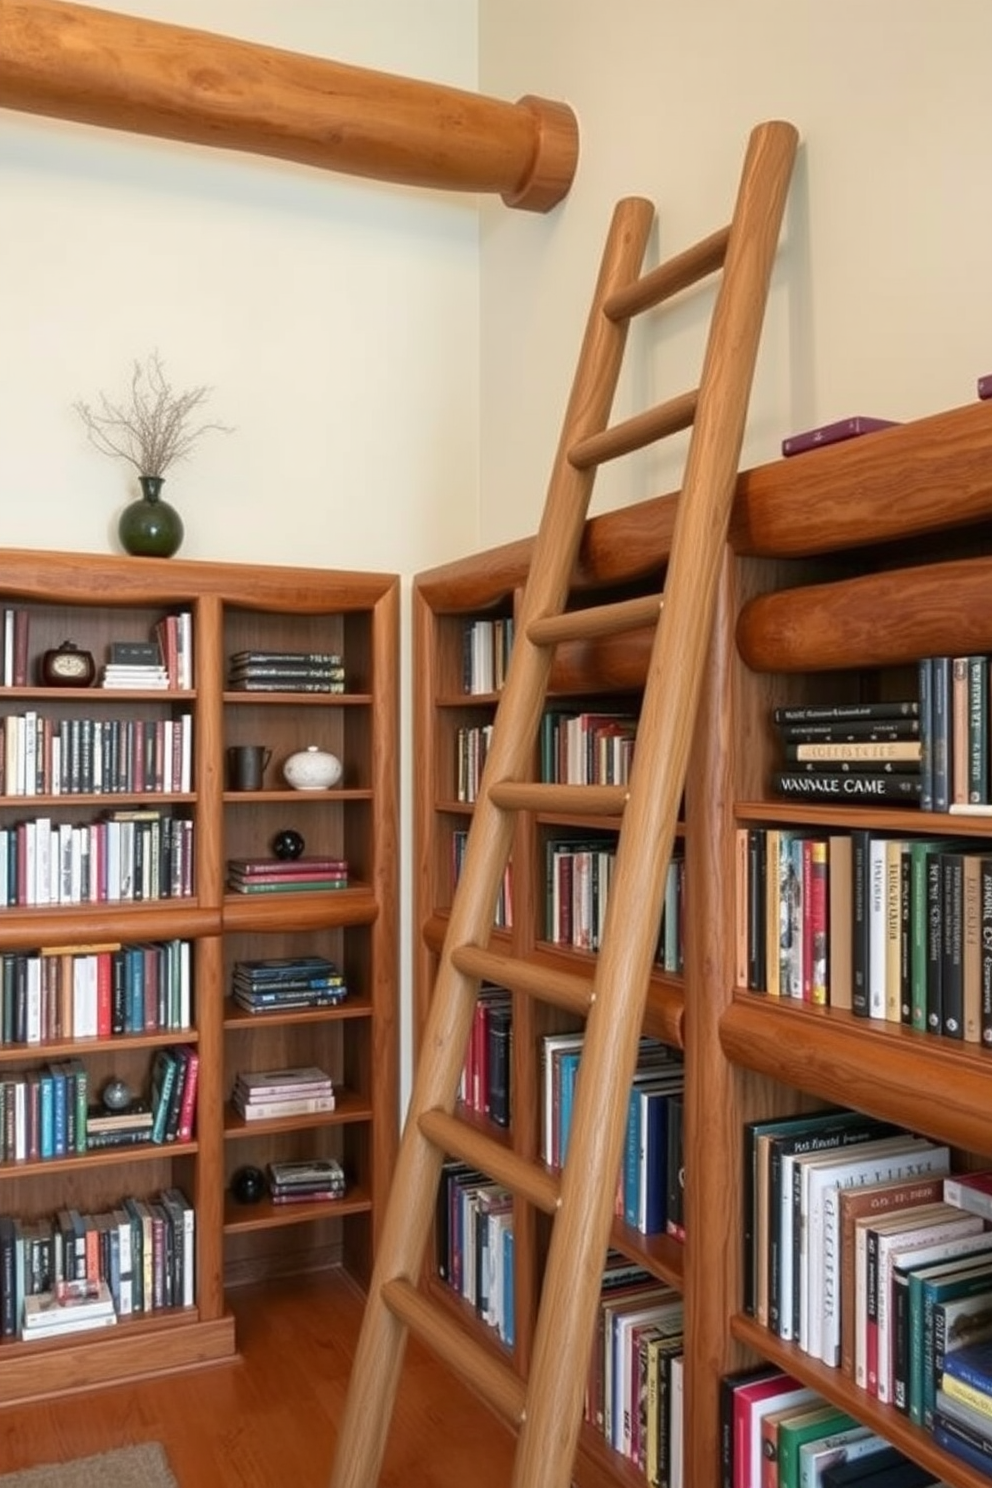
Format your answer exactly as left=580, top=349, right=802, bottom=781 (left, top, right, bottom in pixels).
left=0, top=549, right=397, bottom=1404
left=415, top=398, right=992, bottom=1487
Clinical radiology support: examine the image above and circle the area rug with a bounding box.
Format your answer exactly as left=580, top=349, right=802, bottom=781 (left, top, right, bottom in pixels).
left=0, top=1443, right=178, bottom=1488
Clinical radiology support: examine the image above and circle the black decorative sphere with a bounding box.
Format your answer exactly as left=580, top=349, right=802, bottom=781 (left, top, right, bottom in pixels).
left=272, top=828, right=305, bottom=860
left=231, top=1165, right=266, bottom=1204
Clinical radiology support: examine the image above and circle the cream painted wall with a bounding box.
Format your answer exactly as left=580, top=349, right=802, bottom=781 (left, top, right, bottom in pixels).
left=0, top=1, right=481, bottom=573
left=479, top=0, right=992, bottom=546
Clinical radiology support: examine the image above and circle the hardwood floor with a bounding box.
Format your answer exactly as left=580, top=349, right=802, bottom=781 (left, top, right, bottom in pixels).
left=0, top=1271, right=518, bottom=1487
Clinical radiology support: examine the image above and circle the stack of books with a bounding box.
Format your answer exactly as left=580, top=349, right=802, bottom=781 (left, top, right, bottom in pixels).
left=232, top=1066, right=335, bottom=1122
left=226, top=856, right=349, bottom=894
left=86, top=1098, right=154, bottom=1151
left=770, top=700, right=923, bottom=806
left=23, top=1278, right=117, bottom=1339
left=231, top=955, right=348, bottom=1014
left=101, top=640, right=170, bottom=690
left=227, top=650, right=346, bottom=694
left=266, top=1157, right=346, bottom=1205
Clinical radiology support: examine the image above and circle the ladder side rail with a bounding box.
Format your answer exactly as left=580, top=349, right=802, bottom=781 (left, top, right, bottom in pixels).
left=328, top=194, right=655, bottom=1488
left=512, top=119, right=799, bottom=1488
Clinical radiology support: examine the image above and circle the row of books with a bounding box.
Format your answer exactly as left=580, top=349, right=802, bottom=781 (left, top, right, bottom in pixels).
left=226, top=856, right=349, bottom=895
left=0, top=1058, right=88, bottom=1161
left=458, top=984, right=512, bottom=1128
left=740, top=826, right=992, bottom=1042
left=742, top=1106, right=992, bottom=1469
left=230, top=955, right=347, bottom=1015
left=153, top=613, right=193, bottom=691
left=0, top=1049, right=197, bottom=1160
left=0, top=940, right=193, bottom=1045
left=462, top=617, right=514, bottom=696
left=452, top=829, right=513, bottom=929
left=543, top=837, right=684, bottom=970
left=540, top=708, right=637, bottom=787
left=771, top=657, right=992, bottom=813
left=149, top=1044, right=199, bottom=1144
left=0, top=711, right=193, bottom=797
left=0, top=1189, right=195, bottom=1337
left=585, top=1255, right=684, bottom=1483
left=455, top=722, right=492, bottom=804
left=231, top=1065, right=335, bottom=1122
left=226, top=650, right=345, bottom=694
left=541, top=1035, right=685, bottom=1241
left=0, top=810, right=195, bottom=907
left=436, top=1159, right=515, bottom=1349
left=719, top=1368, right=938, bottom=1488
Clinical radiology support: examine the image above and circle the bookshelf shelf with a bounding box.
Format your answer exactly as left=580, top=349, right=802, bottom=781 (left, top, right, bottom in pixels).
left=0, top=548, right=398, bottom=1403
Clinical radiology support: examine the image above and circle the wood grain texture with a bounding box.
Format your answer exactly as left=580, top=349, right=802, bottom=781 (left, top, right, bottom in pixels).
left=0, top=0, right=577, bottom=211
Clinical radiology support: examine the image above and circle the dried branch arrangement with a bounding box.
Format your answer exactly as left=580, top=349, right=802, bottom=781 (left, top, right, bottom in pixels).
left=75, top=352, right=231, bottom=477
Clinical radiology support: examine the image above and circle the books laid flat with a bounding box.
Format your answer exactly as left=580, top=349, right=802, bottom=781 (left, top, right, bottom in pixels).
left=23, top=1279, right=117, bottom=1334
left=233, top=1065, right=335, bottom=1121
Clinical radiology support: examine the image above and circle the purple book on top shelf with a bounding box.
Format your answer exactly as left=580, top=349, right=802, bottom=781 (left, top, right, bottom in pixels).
left=978, top=374, right=992, bottom=400
left=781, top=415, right=899, bottom=457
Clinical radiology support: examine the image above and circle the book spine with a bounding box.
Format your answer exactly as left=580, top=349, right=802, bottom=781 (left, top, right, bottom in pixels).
left=772, top=772, right=922, bottom=803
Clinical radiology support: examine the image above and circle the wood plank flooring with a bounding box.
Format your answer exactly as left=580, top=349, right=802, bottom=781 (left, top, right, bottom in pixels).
left=0, top=1271, right=518, bottom=1486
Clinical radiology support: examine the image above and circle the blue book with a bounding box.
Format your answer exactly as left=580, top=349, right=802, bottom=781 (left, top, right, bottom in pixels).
left=50, top=1066, right=67, bottom=1157
left=503, top=1226, right=515, bottom=1350
left=933, top=1413, right=992, bottom=1475
left=38, top=1073, right=54, bottom=1160
left=943, top=1335, right=992, bottom=1392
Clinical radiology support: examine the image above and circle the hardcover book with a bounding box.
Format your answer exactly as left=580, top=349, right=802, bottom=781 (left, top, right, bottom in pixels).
left=781, top=416, right=899, bottom=458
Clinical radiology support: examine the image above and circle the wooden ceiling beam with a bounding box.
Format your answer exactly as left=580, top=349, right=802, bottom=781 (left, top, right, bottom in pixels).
left=0, top=0, right=579, bottom=212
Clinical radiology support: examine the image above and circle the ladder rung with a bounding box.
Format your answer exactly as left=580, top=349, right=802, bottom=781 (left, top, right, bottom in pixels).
left=452, top=943, right=595, bottom=1018
left=488, top=781, right=628, bottom=817
left=604, top=224, right=731, bottom=321
left=528, top=593, right=662, bottom=648
left=382, top=1277, right=527, bottom=1428
left=568, top=389, right=697, bottom=470
left=419, top=1107, right=561, bottom=1215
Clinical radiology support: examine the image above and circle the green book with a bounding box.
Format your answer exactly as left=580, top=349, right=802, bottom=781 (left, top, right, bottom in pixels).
left=779, top=1404, right=855, bottom=1488
left=227, top=879, right=350, bottom=894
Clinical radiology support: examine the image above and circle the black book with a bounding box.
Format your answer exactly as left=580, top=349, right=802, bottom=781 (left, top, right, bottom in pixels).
left=940, top=851, right=965, bottom=1038
left=851, top=828, right=871, bottom=1017
left=747, top=828, right=766, bottom=991
left=820, top=1446, right=911, bottom=1487
left=772, top=772, right=922, bottom=803
left=773, top=701, right=920, bottom=725
left=487, top=1004, right=512, bottom=1128
left=778, top=719, right=922, bottom=742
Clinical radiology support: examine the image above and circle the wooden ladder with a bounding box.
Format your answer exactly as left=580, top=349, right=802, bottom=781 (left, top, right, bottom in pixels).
left=330, top=119, right=797, bottom=1488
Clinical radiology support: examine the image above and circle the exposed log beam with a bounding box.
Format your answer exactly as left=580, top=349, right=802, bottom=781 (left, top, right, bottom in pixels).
left=0, top=0, right=579, bottom=212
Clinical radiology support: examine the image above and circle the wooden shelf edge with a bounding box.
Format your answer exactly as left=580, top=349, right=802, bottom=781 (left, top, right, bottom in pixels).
left=0, top=1311, right=236, bottom=1406
left=224, top=1187, right=372, bottom=1234
left=721, top=992, right=992, bottom=1157
left=731, top=1314, right=990, bottom=1488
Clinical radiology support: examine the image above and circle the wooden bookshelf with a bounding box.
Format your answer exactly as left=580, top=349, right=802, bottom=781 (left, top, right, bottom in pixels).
left=413, top=396, right=992, bottom=1487
left=0, top=548, right=398, bottom=1402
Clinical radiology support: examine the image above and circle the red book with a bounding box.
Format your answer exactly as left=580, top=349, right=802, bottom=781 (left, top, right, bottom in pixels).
left=176, top=1044, right=199, bottom=1141
left=12, top=610, right=29, bottom=688
left=96, top=951, right=113, bottom=1038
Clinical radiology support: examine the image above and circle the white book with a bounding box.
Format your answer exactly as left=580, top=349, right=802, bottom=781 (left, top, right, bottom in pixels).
left=22, top=711, right=37, bottom=797
left=2, top=608, right=13, bottom=687
left=669, top=1355, right=684, bottom=1488
left=799, top=1136, right=949, bottom=1363
left=25, top=956, right=42, bottom=1044
left=867, top=835, right=888, bottom=1019
left=33, top=816, right=51, bottom=905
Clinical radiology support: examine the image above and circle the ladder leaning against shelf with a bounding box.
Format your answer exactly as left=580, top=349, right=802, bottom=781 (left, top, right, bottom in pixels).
left=330, top=119, right=799, bottom=1488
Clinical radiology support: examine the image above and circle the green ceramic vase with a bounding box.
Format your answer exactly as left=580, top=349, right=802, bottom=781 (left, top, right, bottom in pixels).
left=118, top=475, right=184, bottom=558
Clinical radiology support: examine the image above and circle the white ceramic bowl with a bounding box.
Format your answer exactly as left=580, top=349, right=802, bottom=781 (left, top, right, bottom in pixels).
left=283, top=745, right=343, bottom=791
